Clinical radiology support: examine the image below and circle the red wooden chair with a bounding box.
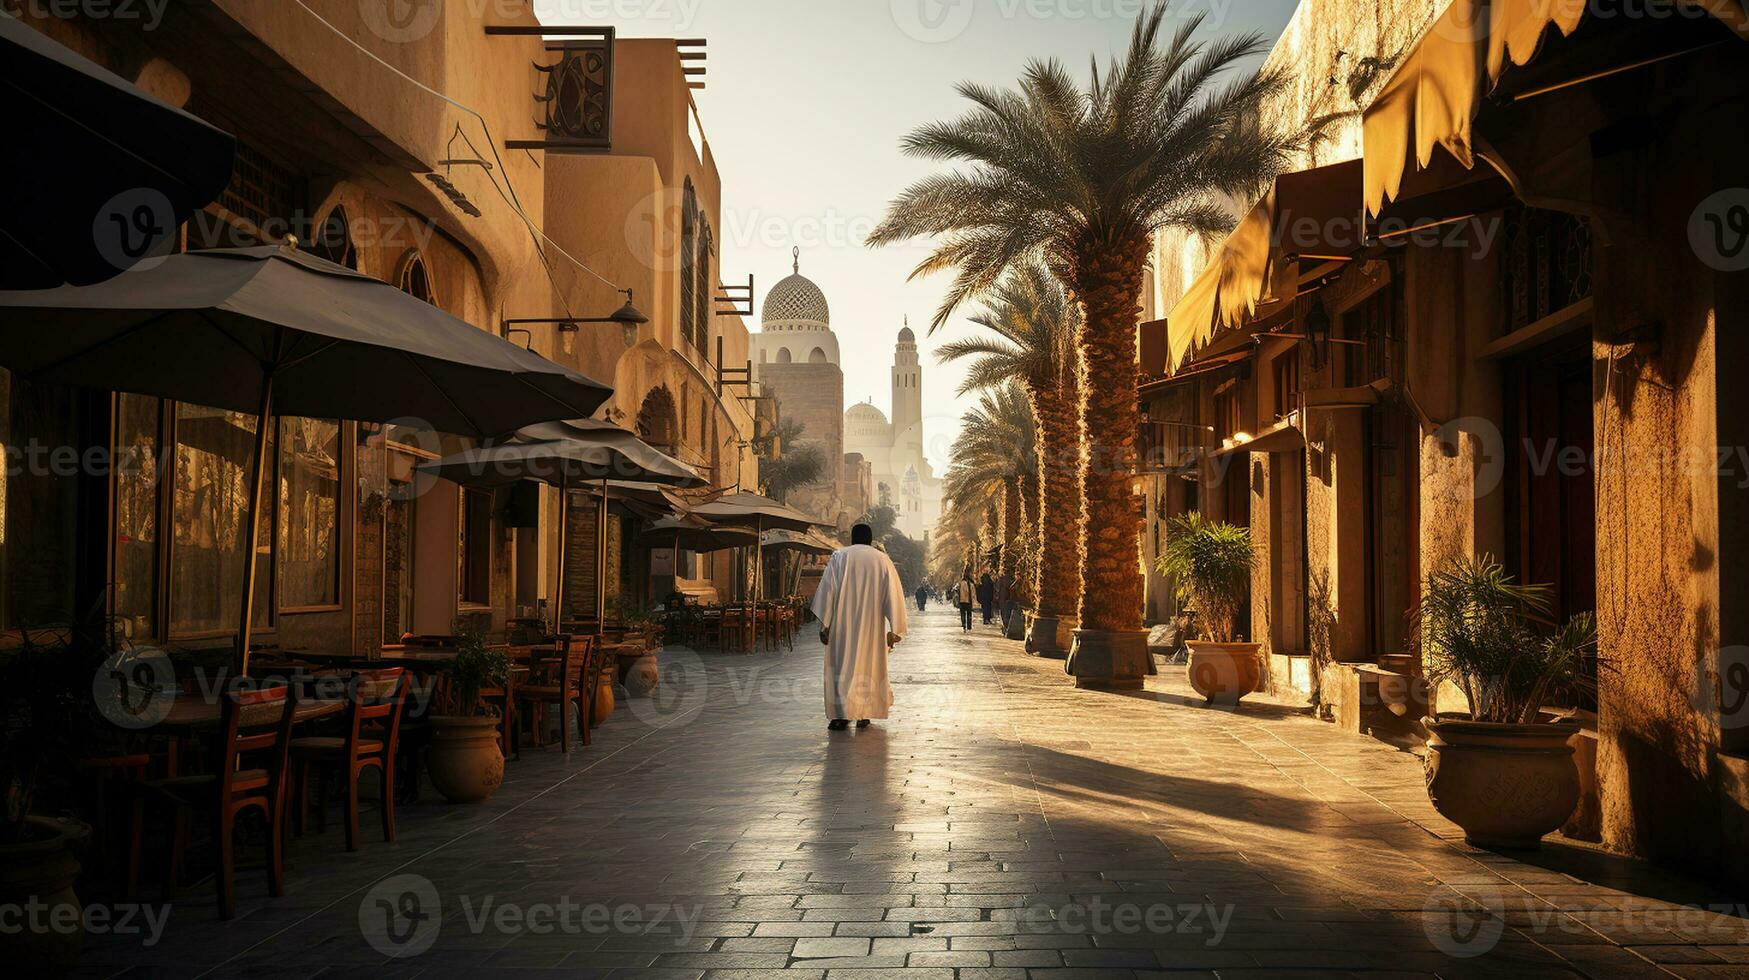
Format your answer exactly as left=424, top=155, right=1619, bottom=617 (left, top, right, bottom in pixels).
left=290, top=668, right=409, bottom=851
left=127, top=685, right=299, bottom=919
left=513, top=635, right=601, bottom=751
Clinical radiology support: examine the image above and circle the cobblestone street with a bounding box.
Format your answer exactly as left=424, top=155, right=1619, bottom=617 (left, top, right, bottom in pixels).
left=86, top=609, right=1749, bottom=979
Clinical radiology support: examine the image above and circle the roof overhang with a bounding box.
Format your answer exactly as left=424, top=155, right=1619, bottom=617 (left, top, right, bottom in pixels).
left=1363, top=0, right=1747, bottom=218
left=1211, top=413, right=1306, bottom=458
left=1163, top=160, right=1364, bottom=373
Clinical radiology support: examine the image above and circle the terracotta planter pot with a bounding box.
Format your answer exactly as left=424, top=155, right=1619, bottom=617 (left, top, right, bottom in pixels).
left=0, top=816, right=86, bottom=973
left=593, top=670, right=615, bottom=724
left=426, top=715, right=505, bottom=804
left=1425, top=715, right=1580, bottom=849
left=1185, top=641, right=1264, bottom=705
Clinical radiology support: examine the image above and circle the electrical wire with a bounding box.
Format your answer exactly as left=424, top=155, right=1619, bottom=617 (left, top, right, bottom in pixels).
left=286, top=0, right=623, bottom=307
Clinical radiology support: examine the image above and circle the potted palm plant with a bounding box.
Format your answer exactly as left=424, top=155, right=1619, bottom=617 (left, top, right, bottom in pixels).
left=1415, top=554, right=1597, bottom=849
left=1, top=624, right=109, bottom=972
left=427, top=632, right=509, bottom=804
left=1157, top=513, right=1259, bottom=705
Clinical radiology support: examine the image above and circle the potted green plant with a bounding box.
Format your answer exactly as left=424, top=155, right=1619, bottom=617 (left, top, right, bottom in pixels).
left=427, top=632, right=509, bottom=804
left=1, top=623, right=114, bottom=972
left=1414, top=554, right=1597, bottom=849
left=1156, top=513, right=1259, bottom=705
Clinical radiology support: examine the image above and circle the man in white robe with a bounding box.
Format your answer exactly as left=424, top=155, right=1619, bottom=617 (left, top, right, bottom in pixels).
left=811, top=523, right=908, bottom=730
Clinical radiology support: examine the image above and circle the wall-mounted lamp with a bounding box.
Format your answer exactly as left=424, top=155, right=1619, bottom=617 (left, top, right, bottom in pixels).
left=501, top=288, right=650, bottom=349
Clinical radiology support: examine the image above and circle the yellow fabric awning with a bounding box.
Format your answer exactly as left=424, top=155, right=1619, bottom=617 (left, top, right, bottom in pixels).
left=1164, top=160, right=1364, bottom=373
left=1365, top=0, right=1749, bottom=216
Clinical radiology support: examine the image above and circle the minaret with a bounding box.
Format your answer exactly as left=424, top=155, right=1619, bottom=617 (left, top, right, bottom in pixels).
left=892, top=317, right=922, bottom=455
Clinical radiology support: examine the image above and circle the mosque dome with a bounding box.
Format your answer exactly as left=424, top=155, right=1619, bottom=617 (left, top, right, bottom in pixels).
left=761, top=248, right=830, bottom=328
left=846, top=402, right=890, bottom=425
left=897, top=325, right=915, bottom=344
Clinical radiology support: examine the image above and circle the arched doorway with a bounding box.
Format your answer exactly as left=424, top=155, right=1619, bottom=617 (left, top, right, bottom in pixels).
left=636, top=386, right=679, bottom=453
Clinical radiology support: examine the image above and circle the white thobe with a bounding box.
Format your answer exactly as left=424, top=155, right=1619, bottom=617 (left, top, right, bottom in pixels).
left=810, top=544, right=909, bottom=720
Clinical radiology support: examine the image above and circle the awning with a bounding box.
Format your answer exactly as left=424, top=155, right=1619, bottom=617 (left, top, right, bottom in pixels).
left=1164, top=160, right=1364, bottom=372
left=1364, top=0, right=1749, bottom=216
left=1, top=16, right=235, bottom=288
left=1211, top=413, right=1305, bottom=458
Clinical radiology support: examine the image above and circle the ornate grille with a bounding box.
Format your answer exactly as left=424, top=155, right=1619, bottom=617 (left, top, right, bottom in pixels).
left=537, top=44, right=611, bottom=144
left=1499, top=206, right=1593, bottom=332
left=695, top=221, right=713, bottom=358
left=680, top=182, right=697, bottom=350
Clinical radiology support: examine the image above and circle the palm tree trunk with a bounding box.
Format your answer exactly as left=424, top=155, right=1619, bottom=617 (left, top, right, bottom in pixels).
left=1016, top=468, right=1039, bottom=606
left=1000, top=476, right=1021, bottom=583
left=1030, top=380, right=1083, bottom=622
left=1064, top=240, right=1148, bottom=687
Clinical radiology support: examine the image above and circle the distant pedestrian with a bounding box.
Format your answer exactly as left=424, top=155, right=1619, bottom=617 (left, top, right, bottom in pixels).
left=954, top=571, right=975, bottom=632
left=915, top=584, right=929, bottom=613
left=978, top=572, right=995, bottom=625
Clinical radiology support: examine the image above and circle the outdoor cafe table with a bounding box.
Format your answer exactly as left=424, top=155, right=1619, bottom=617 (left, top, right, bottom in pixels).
left=158, top=696, right=344, bottom=731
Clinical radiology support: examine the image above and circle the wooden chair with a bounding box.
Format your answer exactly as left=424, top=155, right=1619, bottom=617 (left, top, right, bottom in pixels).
left=720, top=605, right=753, bottom=654
left=290, top=669, right=409, bottom=851
left=512, top=635, right=598, bottom=751
left=127, top=685, right=299, bottom=920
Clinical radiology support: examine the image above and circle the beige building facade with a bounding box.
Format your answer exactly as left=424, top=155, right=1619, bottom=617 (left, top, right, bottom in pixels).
left=3, top=3, right=755, bottom=652
left=1140, top=0, right=1749, bottom=884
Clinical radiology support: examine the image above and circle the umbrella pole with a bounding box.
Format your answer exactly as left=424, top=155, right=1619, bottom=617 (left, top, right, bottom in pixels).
left=596, top=479, right=608, bottom=638
left=235, top=376, right=274, bottom=676
left=555, top=470, right=569, bottom=635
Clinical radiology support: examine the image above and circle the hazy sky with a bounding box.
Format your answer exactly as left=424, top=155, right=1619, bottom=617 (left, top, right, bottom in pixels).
left=536, top=0, right=1300, bottom=470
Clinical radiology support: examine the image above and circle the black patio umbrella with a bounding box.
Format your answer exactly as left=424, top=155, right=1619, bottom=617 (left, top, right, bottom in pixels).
left=0, top=243, right=614, bottom=669
left=417, top=425, right=705, bottom=633
left=648, top=517, right=758, bottom=555
left=690, top=492, right=825, bottom=606
left=1, top=16, right=235, bottom=288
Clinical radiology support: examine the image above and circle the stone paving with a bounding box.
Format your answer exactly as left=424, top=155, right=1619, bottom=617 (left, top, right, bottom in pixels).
left=79, top=608, right=1749, bottom=979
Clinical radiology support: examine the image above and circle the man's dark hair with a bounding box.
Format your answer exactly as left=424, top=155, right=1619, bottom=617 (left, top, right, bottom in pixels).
left=851, top=523, right=874, bottom=545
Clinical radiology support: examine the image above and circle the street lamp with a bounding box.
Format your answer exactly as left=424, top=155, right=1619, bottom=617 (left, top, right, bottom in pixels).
left=501, top=288, right=650, bottom=349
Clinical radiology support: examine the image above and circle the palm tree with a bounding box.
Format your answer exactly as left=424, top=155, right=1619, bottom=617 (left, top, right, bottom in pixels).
left=870, top=3, right=1313, bottom=687
left=939, top=262, right=1081, bottom=651
left=944, top=383, right=1037, bottom=592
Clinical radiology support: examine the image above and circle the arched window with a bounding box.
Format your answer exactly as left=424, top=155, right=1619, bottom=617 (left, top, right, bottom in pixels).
left=396, top=250, right=435, bottom=306
left=679, top=180, right=697, bottom=350
left=310, top=206, right=357, bottom=269
left=776, top=347, right=792, bottom=364
left=695, top=220, right=713, bottom=357
left=636, top=386, right=679, bottom=452
left=808, top=347, right=828, bottom=364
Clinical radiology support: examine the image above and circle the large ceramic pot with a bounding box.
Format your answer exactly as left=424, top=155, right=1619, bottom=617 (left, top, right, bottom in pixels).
left=0, top=816, right=86, bottom=973
left=1425, top=715, right=1580, bottom=849
left=1066, top=629, right=1150, bottom=690
left=590, top=668, right=616, bottom=726
left=1027, top=614, right=1071, bottom=660
left=426, top=715, right=505, bottom=804
left=1185, top=641, right=1264, bottom=704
